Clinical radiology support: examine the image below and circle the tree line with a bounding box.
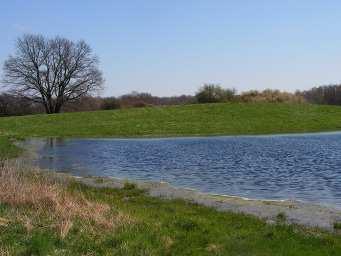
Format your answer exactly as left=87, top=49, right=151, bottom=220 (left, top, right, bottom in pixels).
left=1, top=34, right=340, bottom=117
left=0, top=92, right=196, bottom=116
left=1, top=81, right=340, bottom=117
left=0, top=85, right=305, bottom=116
left=296, top=85, right=341, bottom=105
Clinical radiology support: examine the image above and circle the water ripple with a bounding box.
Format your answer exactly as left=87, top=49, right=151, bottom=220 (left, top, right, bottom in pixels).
left=29, top=133, right=341, bottom=208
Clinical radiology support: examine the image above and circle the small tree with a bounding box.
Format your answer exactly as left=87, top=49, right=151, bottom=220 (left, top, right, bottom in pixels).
left=195, top=84, right=236, bottom=103
left=2, top=34, right=103, bottom=114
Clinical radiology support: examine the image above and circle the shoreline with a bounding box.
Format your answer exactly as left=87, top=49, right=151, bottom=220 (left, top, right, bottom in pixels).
left=71, top=174, right=341, bottom=231
left=16, top=138, right=341, bottom=231
left=15, top=161, right=341, bottom=231
left=15, top=130, right=341, bottom=141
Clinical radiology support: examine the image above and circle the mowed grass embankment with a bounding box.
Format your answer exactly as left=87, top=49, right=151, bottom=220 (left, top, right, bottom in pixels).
left=1, top=103, right=341, bottom=140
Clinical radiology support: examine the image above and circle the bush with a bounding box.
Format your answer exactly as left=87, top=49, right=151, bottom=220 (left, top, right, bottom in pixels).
left=132, top=101, right=149, bottom=108
left=195, top=84, right=236, bottom=103
left=63, top=96, right=103, bottom=112
left=239, top=89, right=305, bottom=103
left=101, top=97, right=121, bottom=110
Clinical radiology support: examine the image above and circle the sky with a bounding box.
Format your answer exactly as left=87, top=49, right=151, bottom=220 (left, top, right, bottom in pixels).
left=1, top=0, right=341, bottom=97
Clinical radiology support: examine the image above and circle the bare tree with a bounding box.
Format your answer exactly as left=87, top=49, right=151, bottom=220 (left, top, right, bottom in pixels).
left=2, top=34, right=103, bottom=113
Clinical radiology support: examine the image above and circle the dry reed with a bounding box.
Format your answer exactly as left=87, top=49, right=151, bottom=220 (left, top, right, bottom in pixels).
left=0, top=162, right=131, bottom=238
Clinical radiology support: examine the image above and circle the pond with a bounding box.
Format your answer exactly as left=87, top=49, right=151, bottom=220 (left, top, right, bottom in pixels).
left=24, top=132, right=341, bottom=208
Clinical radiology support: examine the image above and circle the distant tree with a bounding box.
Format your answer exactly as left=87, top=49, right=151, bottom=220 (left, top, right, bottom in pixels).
left=0, top=93, right=42, bottom=116
left=299, top=85, right=341, bottom=105
left=2, top=34, right=103, bottom=114
left=195, top=84, right=236, bottom=103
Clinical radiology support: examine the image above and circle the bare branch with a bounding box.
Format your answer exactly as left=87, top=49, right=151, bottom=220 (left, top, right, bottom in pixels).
left=1, top=34, right=104, bottom=114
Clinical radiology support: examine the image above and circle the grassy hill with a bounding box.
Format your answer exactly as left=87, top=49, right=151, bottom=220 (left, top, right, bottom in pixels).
left=1, top=102, right=341, bottom=158
left=1, top=102, right=341, bottom=139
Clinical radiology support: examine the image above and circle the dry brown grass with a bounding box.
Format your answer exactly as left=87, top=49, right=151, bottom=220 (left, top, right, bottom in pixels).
left=0, top=247, right=11, bottom=256
left=0, top=162, right=132, bottom=238
left=0, top=217, right=9, bottom=226
left=206, top=243, right=222, bottom=254
left=162, top=236, right=174, bottom=250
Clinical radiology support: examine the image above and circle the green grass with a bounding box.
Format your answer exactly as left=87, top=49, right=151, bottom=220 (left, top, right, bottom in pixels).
left=2, top=102, right=341, bottom=158
left=0, top=137, right=21, bottom=160
left=1, top=103, right=341, bottom=139
left=1, top=102, right=341, bottom=254
left=1, top=180, right=341, bottom=256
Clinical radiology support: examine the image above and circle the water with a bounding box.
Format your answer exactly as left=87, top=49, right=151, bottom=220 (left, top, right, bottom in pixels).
left=25, top=132, right=341, bottom=208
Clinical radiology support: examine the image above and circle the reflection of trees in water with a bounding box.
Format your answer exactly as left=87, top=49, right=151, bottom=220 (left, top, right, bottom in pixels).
left=46, top=138, right=66, bottom=149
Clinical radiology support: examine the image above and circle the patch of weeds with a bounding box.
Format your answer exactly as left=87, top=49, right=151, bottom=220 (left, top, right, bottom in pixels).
left=0, top=203, right=10, bottom=215
left=206, top=243, right=222, bottom=254
left=24, top=231, right=59, bottom=256
left=173, top=218, right=199, bottom=231
left=334, top=222, right=341, bottom=230
left=123, top=182, right=137, bottom=190
left=102, top=236, right=123, bottom=249
left=94, top=177, right=106, bottom=184
left=276, top=212, right=287, bottom=223
left=265, top=231, right=275, bottom=240
left=121, top=182, right=146, bottom=199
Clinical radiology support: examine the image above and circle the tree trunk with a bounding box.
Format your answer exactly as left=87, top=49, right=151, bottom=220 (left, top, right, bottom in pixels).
left=43, top=98, right=55, bottom=114
left=54, top=105, right=61, bottom=113
left=54, top=98, right=63, bottom=113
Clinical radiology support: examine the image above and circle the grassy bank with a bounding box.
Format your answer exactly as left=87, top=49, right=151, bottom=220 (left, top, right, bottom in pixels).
left=1, top=102, right=341, bottom=157
left=1, top=103, right=341, bottom=138
left=1, top=163, right=341, bottom=255
left=0, top=103, right=341, bottom=156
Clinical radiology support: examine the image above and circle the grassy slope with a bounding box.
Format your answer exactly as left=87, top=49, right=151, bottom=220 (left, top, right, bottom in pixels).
left=1, top=103, right=341, bottom=139
left=1, top=102, right=341, bottom=255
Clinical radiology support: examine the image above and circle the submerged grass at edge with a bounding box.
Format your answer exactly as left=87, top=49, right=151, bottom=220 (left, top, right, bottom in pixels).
left=1, top=102, right=341, bottom=255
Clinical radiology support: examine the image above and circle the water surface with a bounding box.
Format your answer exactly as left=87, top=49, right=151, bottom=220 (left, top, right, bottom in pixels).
left=25, top=132, right=341, bottom=208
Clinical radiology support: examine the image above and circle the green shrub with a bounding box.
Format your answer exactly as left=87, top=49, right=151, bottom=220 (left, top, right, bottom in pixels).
left=195, top=84, right=236, bottom=103
left=334, top=222, right=341, bottom=230
left=123, top=182, right=137, bottom=190
left=276, top=212, right=287, bottom=223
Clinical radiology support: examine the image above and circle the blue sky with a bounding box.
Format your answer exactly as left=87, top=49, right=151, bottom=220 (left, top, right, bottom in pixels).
left=1, top=1, right=341, bottom=96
